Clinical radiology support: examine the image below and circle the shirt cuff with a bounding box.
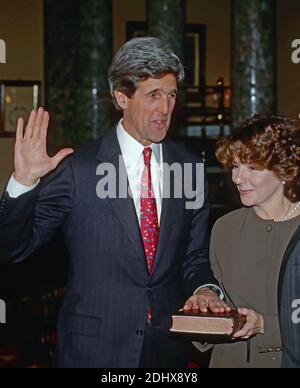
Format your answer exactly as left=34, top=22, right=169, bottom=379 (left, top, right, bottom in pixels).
left=6, top=175, right=40, bottom=198
left=194, top=284, right=224, bottom=300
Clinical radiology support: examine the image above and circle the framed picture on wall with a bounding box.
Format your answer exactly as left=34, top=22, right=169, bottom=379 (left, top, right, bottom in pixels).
left=126, top=22, right=206, bottom=89
left=184, top=24, right=206, bottom=89
left=0, top=80, right=41, bottom=137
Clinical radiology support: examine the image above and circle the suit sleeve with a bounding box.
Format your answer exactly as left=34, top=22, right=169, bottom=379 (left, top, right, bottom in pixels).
left=0, top=158, right=74, bottom=264
left=181, top=170, right=220, bottom=297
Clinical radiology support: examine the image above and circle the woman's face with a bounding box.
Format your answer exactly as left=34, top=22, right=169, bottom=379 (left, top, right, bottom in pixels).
left=232, top=160, right=284, bottom=207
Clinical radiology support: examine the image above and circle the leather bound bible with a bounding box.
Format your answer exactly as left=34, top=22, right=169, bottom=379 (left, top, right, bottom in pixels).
left=170, top=310, right=246, bottom=343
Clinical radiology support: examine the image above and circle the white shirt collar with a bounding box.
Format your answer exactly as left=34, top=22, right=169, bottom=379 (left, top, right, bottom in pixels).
left=116, top=120, right=161, bottom=168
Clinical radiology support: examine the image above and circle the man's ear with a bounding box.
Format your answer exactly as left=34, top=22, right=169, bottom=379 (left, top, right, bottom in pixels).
left=113, top=90, right=128, bottom=110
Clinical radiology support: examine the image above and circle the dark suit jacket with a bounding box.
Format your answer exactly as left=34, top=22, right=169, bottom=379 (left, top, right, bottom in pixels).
left=0, top=128, right=218, bottom=368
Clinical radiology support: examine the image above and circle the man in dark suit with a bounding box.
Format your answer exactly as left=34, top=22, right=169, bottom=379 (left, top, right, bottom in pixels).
left=0, top=37, right=229, bottom=368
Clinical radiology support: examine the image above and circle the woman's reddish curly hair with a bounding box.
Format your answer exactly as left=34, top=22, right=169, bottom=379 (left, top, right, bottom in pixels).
left=216, top=115, right=300, bottom=202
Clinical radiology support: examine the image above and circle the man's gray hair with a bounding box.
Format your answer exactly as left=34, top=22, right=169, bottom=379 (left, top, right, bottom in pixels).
left=108, top=37, right=185, bottom=109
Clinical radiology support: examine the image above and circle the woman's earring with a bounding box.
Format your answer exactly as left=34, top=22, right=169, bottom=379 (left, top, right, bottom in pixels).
left=282, top=181, right=286, bottom=185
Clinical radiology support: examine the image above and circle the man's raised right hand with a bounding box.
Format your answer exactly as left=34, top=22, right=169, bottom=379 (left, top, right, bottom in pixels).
left=13, top=107, right=74, bottom=187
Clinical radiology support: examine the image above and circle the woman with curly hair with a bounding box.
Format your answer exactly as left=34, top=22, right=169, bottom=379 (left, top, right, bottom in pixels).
left=209, top=115, right=300, bottom=368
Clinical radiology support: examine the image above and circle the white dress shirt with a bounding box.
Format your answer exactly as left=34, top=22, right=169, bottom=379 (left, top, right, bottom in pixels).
left=116, top=120, right=163, bottom=225
left=7, top=176, right=40, bottom=198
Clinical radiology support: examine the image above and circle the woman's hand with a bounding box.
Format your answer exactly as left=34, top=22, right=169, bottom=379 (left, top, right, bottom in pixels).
left=233, top=308, right=264, bottom=339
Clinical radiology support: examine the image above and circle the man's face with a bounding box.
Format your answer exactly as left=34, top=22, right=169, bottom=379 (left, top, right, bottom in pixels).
left=115, top=73, right=178, bottom=146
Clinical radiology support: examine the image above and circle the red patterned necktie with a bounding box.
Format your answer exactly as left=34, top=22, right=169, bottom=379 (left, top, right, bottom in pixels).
left=140, top=147, right=159, bottom=274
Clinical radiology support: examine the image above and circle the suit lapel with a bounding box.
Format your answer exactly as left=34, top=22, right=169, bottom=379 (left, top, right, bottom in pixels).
left=96, top=129, right=148, bottom=273
left=151, top=141, right=184, bottom=277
